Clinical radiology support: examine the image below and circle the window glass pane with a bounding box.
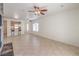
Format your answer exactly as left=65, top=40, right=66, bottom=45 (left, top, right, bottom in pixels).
left=33, top=23, right=39, bottom=32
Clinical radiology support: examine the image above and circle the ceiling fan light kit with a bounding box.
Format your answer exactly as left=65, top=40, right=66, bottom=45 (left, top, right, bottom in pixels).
left=28, top=5, right=47, bottom=16
left=27, top=4, right=48, bottom=21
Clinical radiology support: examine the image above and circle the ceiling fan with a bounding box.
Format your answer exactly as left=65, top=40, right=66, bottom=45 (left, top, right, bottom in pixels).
left=28, top=6, right=47, bottom=15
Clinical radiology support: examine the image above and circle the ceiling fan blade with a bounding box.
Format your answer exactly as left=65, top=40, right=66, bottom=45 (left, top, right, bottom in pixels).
left=40, top=9, right=47, bottom=11
left=40, top=12, right=45, bottom=15
left=34, top=6, right=38, bottom=9
left=34, top=6, right=37, bottom=9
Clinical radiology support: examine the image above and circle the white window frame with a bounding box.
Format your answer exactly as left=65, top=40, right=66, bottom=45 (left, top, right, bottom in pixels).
left=33, top=23, right=39, bottom=32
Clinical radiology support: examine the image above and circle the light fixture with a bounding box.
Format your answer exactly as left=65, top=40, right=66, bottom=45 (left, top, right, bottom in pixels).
left=35, top=10, right=40, bottom=15
left=14, top=13, right=19, bottom=19
left=15, top=24, right=19, bottom=29
left=28, top=5, right=47, bottom=15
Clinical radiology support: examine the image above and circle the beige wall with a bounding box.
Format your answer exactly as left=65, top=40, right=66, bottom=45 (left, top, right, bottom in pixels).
left=31, top=8, right=79, bottom=47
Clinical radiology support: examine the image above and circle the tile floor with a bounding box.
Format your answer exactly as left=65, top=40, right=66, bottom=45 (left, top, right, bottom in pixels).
left=3, top=34, right=79, bottom=56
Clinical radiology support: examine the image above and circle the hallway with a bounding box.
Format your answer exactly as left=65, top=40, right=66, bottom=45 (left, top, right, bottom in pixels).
left=4, top=33, right=79, bottom=56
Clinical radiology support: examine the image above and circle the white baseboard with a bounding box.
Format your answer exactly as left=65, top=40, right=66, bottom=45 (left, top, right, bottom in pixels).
left=30, top=32, right=79, bottom=48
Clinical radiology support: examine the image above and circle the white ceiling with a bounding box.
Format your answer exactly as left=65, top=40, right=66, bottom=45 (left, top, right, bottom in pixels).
left=4, top=3, right=79, bottom=20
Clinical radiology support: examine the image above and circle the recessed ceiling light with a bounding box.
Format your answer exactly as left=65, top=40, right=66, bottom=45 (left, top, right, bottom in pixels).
left=60, top=5, right=64, bottom=8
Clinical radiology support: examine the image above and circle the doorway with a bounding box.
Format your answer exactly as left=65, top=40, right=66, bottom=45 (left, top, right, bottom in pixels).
left=11, top=21, right=21, bottom=36
left=3, top=20, right=7, bottom=38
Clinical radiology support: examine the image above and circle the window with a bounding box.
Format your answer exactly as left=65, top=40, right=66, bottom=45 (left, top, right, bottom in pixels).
left=27, top=23, right=29, bottom=32
left=33, top=23, right=39, bottom=32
